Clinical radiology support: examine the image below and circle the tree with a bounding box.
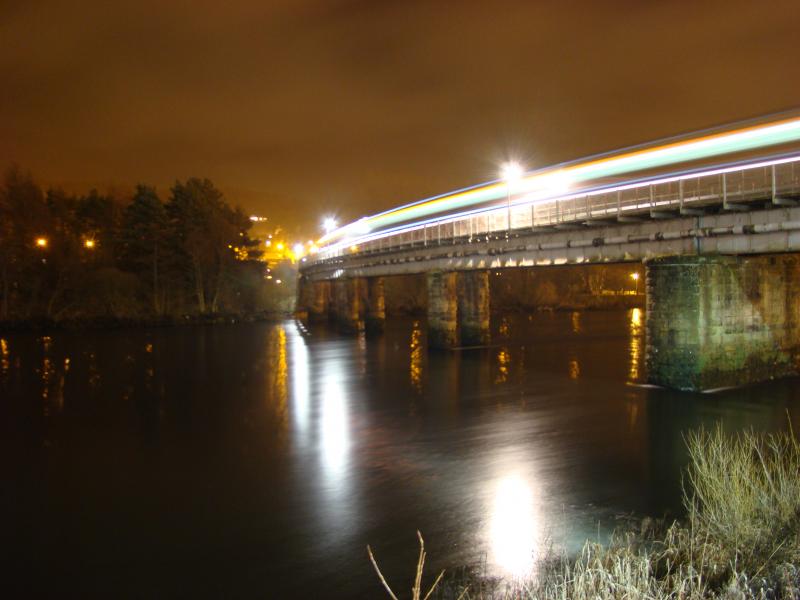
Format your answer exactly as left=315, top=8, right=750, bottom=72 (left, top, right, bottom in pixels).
left=120, top=185, right=172, bottom=314
left=167, top=178, right=257, bottom=314
left=0, top=166, right=50, bottom=318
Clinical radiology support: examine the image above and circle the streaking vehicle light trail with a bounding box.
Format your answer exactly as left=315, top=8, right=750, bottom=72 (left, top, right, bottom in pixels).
left=318, top=113, right=800, bottom=248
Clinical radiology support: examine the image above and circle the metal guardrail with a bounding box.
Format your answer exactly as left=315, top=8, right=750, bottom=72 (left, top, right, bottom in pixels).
left=311, top=156, right=800, bottom=263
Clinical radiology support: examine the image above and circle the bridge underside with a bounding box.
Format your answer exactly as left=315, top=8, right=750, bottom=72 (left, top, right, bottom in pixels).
left=298, top=206, right=800, bottom=392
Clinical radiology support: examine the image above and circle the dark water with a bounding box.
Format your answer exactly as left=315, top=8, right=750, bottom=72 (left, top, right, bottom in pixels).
left=2, top=310, right=800, bottom=598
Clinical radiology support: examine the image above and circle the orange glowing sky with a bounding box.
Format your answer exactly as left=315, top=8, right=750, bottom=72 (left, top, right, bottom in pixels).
left=1, top=0, right=799, bottom=236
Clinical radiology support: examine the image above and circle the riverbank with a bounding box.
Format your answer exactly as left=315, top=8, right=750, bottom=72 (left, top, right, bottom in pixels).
left=375, top=426, right=800, bottom=599
left=0, top=310, right=291, bottom=333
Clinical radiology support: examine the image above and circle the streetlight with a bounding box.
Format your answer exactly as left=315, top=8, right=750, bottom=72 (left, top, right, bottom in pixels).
left=630, top=272, right=640, bottom=294
left=501, top=161, right=524, bottom=237
left=323, top=217, right=338, bottom=234
left=293, top=243, right=304, bottom=259
left=84, top=239, right=96, bottom=249
left=35, top=237, right=48, bottom=248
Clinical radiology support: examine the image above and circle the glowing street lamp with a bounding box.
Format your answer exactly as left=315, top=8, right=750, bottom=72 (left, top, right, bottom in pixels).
left=501, top=161, right=524, bottom=236
left=35, top=237, right=48, bottom=248
left=323, top=217, right=338, bottom=234
left=293, top=243, right=304, bottom=259
left=630, top=271, right=640, bottom=294
left=84, top=239, right=96, bottom=249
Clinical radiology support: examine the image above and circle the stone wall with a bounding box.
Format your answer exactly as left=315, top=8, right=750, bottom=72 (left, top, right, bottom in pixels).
left=646, top=254, right=800, bottom=391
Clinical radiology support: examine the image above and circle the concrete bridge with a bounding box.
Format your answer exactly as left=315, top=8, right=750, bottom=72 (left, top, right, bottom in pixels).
left=298, top=134, right=800, bottom=392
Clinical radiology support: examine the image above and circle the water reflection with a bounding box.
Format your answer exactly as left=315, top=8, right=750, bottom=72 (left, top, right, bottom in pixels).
left=0, top=337, right=9, bottom=377
left=409, top=320, right=423, bottom=393
left=571, top=311, right=582, bottom=333
left=495, top=348, right=510, bottom=384
left=498, top=316, right=510, bottom=337
left=269, top=326, right=288, bottom=419
left=320, top=364, right=350, bottom=480
left=568, top=358, right=580, bottom=380
left=4, top=314, right=800, bottom=598
left=288, top=324, right=310, bottom=439
left=489, top=475, right=538, bottom=577
left=628, top=308, right=643, bottom=382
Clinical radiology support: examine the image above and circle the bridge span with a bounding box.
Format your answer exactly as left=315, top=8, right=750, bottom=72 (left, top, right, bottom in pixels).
left=298, top=117, right=800, bottom=392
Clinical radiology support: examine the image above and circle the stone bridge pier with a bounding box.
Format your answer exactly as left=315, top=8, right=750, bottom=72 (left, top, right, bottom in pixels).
left=427, top=270, right=490, bottom=349
left=645, top=254, right=800, bottom=391
left=296, top=276, right=331, bottom=322
left=301, top=251, right=800, bottom=391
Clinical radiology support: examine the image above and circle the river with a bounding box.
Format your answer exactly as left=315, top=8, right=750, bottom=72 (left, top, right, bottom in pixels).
left=2, top=310, right=799, bottom=597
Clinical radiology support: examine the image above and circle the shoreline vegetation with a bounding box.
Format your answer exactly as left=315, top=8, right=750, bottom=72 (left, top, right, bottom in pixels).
left=0, top=166, right=293, bottom=328
left=0, top=309, right=292, bottom=333
left=372, top=426, right=800, bottom=599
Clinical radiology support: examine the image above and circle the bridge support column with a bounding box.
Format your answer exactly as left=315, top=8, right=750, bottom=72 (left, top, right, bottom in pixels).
left=365, top=277, right=386, bottom=333
left=427, top=271, right=458, bottom=349
left=646, top=255, right=800, bottom=391
left=308, top=280, right=331, bottom=322
left=458, top=270, right=490, bottom=346
left=332, top=277, right=365, bottom=333
left=296, top=275, right=314, bottom=320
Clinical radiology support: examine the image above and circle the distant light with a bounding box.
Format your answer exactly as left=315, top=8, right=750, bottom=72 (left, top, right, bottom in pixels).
left=276, top=242, right=285, bottom=251
left=501, top=161, right=524, bottom=183
left=323, top=217, right=338, bottom=233
left=249, top=215, right=267, bottom=222
left=265, top=240, right=272, bottom=247
left=309, top=244, right=319, bottom=254
left=35, top=237, right=48, bottom=248
left=293, top=243, right=304, bottom=257
left=275, top=279, right=282, bottom=284
left=350, top=245, right=358, bottom=252
left=630, top=272, right=640, bottom=281
left=266, top=275, right=273, bottom=280
left=84, top=239, right=95, bottom=249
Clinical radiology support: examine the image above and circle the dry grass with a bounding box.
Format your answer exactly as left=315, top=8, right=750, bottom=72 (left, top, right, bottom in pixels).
left=370, top=425, right=800, bottom=599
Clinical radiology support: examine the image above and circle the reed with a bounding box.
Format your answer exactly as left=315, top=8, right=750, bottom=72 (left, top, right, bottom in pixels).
left=370, top=425, right=800, bottom=599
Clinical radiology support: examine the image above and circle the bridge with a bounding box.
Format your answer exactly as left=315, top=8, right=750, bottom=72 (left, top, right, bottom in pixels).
left=298, top=115, right=800, bottom=392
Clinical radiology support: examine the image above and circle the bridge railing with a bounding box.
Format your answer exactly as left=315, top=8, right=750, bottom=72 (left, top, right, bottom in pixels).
left=312, top=156, right=800, bottom=263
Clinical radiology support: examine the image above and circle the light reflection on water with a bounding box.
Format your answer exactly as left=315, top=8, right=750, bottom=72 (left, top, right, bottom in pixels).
left=489, top=474, right=539, bottom=577
left=629, top=307, right=643, bottom=382
left=3, top=311, right=800, bottom=597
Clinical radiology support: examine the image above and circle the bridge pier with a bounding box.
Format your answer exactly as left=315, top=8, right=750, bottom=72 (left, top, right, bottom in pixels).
left=332, top=277, right=365, bottom=333
left=427, top=271, right=458, bottom=349
left=458, top=270, right=491, bottom=346
left=646, top=255, right=800, bottom=391
left=365, top=277, right=386, bottom=333
left=308, top=280, right=331, bottom=322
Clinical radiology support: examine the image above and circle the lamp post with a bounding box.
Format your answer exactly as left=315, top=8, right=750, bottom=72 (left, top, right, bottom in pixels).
left=630, top=271, right=640, bottom=294
left=323, top=217, right=338, bottom=234
left=501, top=161, right=523, bottom=238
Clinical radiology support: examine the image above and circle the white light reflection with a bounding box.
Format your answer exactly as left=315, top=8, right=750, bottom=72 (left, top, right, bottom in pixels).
left=320, top=366, right=350, bottom=479
left=490, top=475, right=538, bottom=578
left=288, top=323, right=310, bottom=439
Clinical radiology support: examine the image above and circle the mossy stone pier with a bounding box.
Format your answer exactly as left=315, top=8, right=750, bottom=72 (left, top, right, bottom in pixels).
left=645, top=254, right=800, bottom=391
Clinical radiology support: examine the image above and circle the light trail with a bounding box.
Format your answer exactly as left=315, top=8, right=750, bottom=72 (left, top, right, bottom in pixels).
left=318, top=113, right=800, bottom=249
left=316, top=152, right=800, bottom=256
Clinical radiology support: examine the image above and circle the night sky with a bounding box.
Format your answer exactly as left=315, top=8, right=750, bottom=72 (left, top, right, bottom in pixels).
left=2, top=0, right=799, bottom=234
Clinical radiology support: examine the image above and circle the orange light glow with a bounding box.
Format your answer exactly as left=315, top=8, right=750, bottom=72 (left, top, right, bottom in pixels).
left=35, top=237, right=48, bottom=248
